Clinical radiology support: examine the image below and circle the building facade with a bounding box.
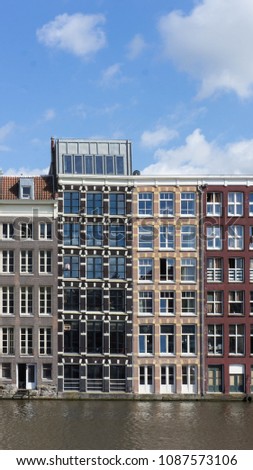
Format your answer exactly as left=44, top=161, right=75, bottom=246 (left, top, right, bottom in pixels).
left=0, top=176, right=58, bottom=396
left=1, top=139, right=253, bottom=399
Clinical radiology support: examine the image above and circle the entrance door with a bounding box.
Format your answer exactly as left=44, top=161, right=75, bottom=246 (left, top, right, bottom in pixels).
left=208, top=365, right=222, bottom=392
left=18, top=364, right=36, bottom=390
left=229, top=364, right=245, bottom=393
left=181, top=365, right=197, bottom=394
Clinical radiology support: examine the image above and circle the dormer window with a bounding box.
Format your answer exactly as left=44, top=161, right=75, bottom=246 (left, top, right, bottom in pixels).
left=19, top=178, right=34, bottom=200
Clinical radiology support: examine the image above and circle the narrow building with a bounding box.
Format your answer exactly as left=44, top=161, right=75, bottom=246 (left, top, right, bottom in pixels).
left=0, top=176, right=58, bottom=396
left=50, top=138, right=133, bottom=394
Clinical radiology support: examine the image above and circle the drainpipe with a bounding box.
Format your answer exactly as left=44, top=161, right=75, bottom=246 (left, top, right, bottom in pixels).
left=198, top=184, right=206, bottom=396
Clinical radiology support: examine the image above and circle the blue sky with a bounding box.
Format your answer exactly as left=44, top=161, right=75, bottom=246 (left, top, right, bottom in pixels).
left=1, top=0, right=253, bottom=175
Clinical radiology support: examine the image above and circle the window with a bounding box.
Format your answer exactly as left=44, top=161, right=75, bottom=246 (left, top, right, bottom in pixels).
left=160, top=325, right=175, bottom=354
left=110, top=289, right=125, bottom=312
left=116, top=155, right=124, bottom=175
left=207, top=291, right=223, bottom=315
left=160, top=258, right=175, bottom=282
left=159, top=192, right=174, bottom=216
left=181, top=258, right=196, bottom=282
left=206, top=192, right=222, bottom=216
left=160, top=291, right=175, bottom=315
left=1, top=223, right=14, bottom=239
left=228, top=258, right=244, bottom=282
left=160, top=365, right=176, bottom=393
left=228, top=192, right=243, bottom=216
left=206, top=258, right=223, bottom=282
left=206, top=226, right=222, bottom=250
left=138, top=258, right=153, bottom=282
left=20, top=286, right=33, bottom=315
left=250, top=193, right=253, bottom=216
left=105, top=155, right=114, bottom=175
left=139, top=291, right=153, bottom=315
left=109, top=256, right=125, bottom=279
left=86, top=256, right=103, bottom=279
left=182, top=325, right=196, bottom=355
left=139, top=325, right=153, bottom=354
left=109, top=224, right=125, bottom=247
left=86, top=224, right=103, bottom=247
left=20, top=223, right=33, bottom=239
left=95, top=155, right=103, bottom=174
left=39, top=287, right=52, bottom=315
left=64, top=364, right=80, bottom=391
left=251, top=325, right=253, bottom=354
left=64, top=288, right=79, bottom=311
left=109, top=193, right=125, bottom=215
left=20, top=250, right=33, bottom=274
left=63, top=191, right=80, bottom=214
left=87, top=321, right=103, bottom=353
left=39, top=223, right=52, bottom=240
left=84, top=155, right=93, bottom=175
left=0, top=250, right=14, bottom=273
left=0, top=327, right=14, bottom=354
left=181, top=225, right=196, bottom=250
left=74, top=155, right=83, bottom=174
left=86, top=192, right=102, bottom=215
left=1, top=286, right=14, bottom=315
left=250, top=227, right=253, bottom=249
left=64, top=321, right=79, bottom=353
left=87, top=289, right=103, bottom=311
left=182, top=365, right=197, bottom=393
left=229, top=324, right=245, bottom=355
left=181, top=291, right=196, bottom=315
left=160, top=225, right=175, bottom=250
left=110, top=322, right=125, bottom=354
left=63, top=223, right=80, bottom=246
left=250, top=292, right=253, bottom=315
left=39, top=250, right=52, bottom=273
left=181, top=192, right=195, bottom=216
left=39, top=328, right=52, bottom=355
left=1, top=363, right=11, bottom=379
left=87, top=365, right=103, bottom=391
left=139, top=226, right=153, bottom=250
left=63, top=255, right=79, bottom=278
left=228, top=225, right=244, bottom=250
left=207, top=325, right=223, bottom=355
left=138, top=193, right=153, bottom=216
left=110, top=365, right=126, bottom=391
left=228, top=291, right=244, bottom=315
left=63, top=154, right=72, bottom=173
left=20, top=178, right=34, bottom=200
left=20, top=328, right=33, bottom=355
left=42, top=364, right=52, bottom=380
left=139, top=365, right=154, bottom=392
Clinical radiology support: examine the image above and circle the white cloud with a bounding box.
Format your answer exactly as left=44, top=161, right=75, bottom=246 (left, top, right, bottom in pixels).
left=100, top=63, right=127, bottom=86
left=4, top=167, right=49, bottom=176
left=142, top=129, right=253, bottom=175
left=141, top=126, right=178, bottom=148
left=43, top=109, right=56, bottom=121
left=158, top=0, right=253, bottom=98
left=37, top=13, right=106, bottom=58
left=0, top=121, right=15, bottom=142
left=126, top=34, right=147, bottom=60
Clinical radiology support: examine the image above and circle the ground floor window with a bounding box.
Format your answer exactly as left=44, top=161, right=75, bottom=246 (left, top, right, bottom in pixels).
left=208, top=365, right=223, bottom=392
left=229, top=364, right=245, bottom=393
left=139, top=365, right=154, bottom=393
left=181, top=365, right=197, bottom=394
left=0, top=363, right=11, bottom=379
left=87, top=364, right=103, bottom=392
left=160, top=365, right=175, bottom=393
left=63, top=364, right=79, bottom=391
left=110, top=365, right=126, bottom=392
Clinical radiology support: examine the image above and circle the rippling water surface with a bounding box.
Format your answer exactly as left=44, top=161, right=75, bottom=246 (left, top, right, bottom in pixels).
left=0, top=400, right=253, bottom=450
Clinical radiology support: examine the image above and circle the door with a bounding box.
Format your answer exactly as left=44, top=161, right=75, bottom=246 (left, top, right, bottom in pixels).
left=181, top=365, right=197, bottom=394
left=139, top=365, right=154, bottom=393
left=208, top=366, right=222, bottom=392
left=18, top=364, right=36, bottom=390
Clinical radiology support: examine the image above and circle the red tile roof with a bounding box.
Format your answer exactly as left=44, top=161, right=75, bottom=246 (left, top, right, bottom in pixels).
left=0, top=176, right=55, bottom=200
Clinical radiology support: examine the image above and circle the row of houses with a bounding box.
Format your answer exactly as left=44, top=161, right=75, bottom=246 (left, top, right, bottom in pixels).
left=1, top=137, right=253, bottom=397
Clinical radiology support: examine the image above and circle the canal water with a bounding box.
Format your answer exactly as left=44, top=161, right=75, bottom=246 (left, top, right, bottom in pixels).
left=0, top=400, right=253, bottom=450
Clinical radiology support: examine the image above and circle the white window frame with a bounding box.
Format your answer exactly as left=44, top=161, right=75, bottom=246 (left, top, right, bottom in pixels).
left=160, top=365, right=176, bottom=393
left=228, top=258, right=244, bottom=282
left=228, top=225, right=244, bottom=250
left=207, top=325, right=223, bottom=355
left=181, top=291, right=196, bottom=316
left=160, top=225, right=175, bottom=250
left=0, top=250, right=14, bottom=274
left=20, top=327, right=33, bottom=355
left=0, top=223, right=14, bottom=240
left=39, top=286, right=52, bottom=316
left=181, top=325, right=196, bottom=355
left=20, top=286, right=33, bottom=316
left=20, top=250, right=33, bottom=274
left=206, top=226, right=222, bottom=250
left=181, top=258, right=196, bottom=283
left=138, top=325, right=154, bottom=355
left=160, top=325, right=175, bottom=355
left=160, top=291, right=175, bottom=316
left=159, top=192, right=174, bottom=216
left=138, top=258, right=153, bottom=282
left=138, top=226, right=154, bottom=250
left=229, top=324, right=245, bottom=355
left=249, top=193, right=253, bottom=216
left=39, top=223, right=52, bottom=240
left=206, top=192, right=222, bottom=216
left=0, top=286, right=14, bottom=316
left=228, top=192, right=243, bottom=216
left=138, top=192, right=153, bottom=216
left=180, top=192, right=195, bottom=216
left=39, top=250, right=52, bottom=274
left=206, top=258, right=223, bottom=282
left=181, top=225, right=196, bottom=250
left=138, top=291, right=153, bottom=316
left=0, top=327, right=14, bottom=355
left=20, top=223, right=33, bottom=240
left=228, top=291, right=244, bottom=315
left=39, top=328, right=52, bottom=355
left=207, top=291, right=223, bottom=315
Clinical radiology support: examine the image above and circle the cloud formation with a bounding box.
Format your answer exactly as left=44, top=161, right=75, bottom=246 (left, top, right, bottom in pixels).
left=4, top=166, right=49, bottom=176
left=158, top=0, right=253, bottom=98
left=142, top=129, right=253, bottom=175
left=126, top=34, right=147, bottom=60
left=100, top=63, right=127, bottom=86
left=37, top=13, right=106, bottom=58
left=141, top=126, right=178, bottom=148
left=0, top=121, right=15, bottom=152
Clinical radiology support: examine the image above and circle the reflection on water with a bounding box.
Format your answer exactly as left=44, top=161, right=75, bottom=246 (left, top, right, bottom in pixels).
left=0, top=400, right=253, bottom=450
